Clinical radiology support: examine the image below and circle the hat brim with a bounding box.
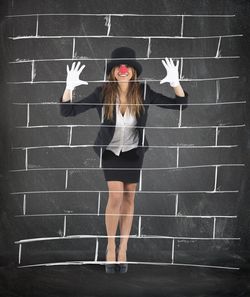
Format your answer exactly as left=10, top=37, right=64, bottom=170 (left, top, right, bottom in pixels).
left=106, top=59, right=142, bottom=76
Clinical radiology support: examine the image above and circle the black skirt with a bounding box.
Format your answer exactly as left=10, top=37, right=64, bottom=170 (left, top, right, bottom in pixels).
left=101, top=148, right=143, bottom=183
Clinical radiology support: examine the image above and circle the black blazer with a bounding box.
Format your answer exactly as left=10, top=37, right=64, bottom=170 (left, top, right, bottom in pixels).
left=60, top=83, right=188, bottom=158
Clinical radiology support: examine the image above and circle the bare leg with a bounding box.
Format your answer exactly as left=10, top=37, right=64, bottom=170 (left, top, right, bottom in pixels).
left=105, top=181, right=124, bottom=262
left=118, top=182, right=137, bottom=261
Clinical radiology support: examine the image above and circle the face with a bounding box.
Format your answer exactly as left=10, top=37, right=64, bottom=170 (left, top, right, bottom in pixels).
left=113, top=64, right=135, bottom=82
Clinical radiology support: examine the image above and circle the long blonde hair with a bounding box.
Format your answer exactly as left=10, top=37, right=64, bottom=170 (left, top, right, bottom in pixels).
left=102, top=67, right=145, bottom=121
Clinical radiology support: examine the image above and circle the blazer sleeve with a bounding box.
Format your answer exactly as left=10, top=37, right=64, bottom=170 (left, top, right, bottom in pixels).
left=147, top=84, right=188, bottom=110
left=60, top=87, right=102, bottom=117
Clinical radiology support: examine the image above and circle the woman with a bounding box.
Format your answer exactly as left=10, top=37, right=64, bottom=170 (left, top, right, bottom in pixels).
left=60, top=47, right=188, bottom=274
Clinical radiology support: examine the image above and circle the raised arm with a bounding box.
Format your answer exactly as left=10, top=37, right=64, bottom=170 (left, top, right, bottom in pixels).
left=62, top=61, right=88, bottom=102
left=160, top=58, right=185, bottom=98
left=172, top=84, right=185, bottom=97
left=60, top=61, right=101, bottom=116
left=147, top=57, right=188, bottom=109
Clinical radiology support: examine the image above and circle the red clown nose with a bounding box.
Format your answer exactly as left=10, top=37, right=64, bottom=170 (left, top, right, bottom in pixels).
left=119, top=64, right=128, bottom=74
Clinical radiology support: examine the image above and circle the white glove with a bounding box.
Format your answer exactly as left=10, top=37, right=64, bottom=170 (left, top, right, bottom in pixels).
left=160, top=57, right=180, bottom=87
left=66, top=61, right=88, bottom=90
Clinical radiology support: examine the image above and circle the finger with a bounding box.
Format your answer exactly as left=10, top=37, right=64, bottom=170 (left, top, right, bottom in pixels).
left=161, top=59, right=169, bottom=70
left=164, top=57, right=172, bottom=68
left=79, top=80, right=88, bottom=85
left=67, top=65, right=69, bottom=74
left=175, top=60, right=179, bottom=69
left=78, top=64, right=86, bottom=74
left=171, top=58, right=178, bottom=68
left=160, top=78, right=168, bottom=84
left=169, top=58, right=175, bottom=68
left=75, top=61, right=81, bottom=72
left=71, top=62, right=76, bottom=71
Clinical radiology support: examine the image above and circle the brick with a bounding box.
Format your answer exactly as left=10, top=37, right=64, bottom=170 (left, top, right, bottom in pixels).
left=8, top=38, right=73, bottom=61
left=150, top=38, right=219, bottom=58
left=7, top=62, right=32, bottom=82
left=174, top=239, right=240, bottom=266
left=14, top=215, right=64, bottom=241
left=9, top=83, right=64, bottom=103
left=149, top=80, right=217, bottom=104
left=146, top=127, right=216, bottom=146
left=28, top=147, right=99, bottom=169
left=9, top=149, right=26, bottom=170
left=9, top=0, right=239, bottom=15
left=142, top=167, right=215, bottom=191
left=143, top=147, right=177, bottom=168
left=6, top=16, right=37, bottom=37
left=9, top=104, right=27, bottom=127
left=29, top=103, right=99, bottom=126
left=184, top=58, right=241, bottom=79
left=216, top=165, right=245, bottom=191
left=25, top=192, right=99, bottom=215
left=181, top=103, right=245, bottom=127
left=141, top=59, right=171, bottom=82
left=220, top=36, right=243, bottom=56
left=38, top=15, right=107, bottom=36
left=136, top=193, right=176, bottom=215
left=13, top=195, right=25, bottom=216
left=141, top=216, right=213, bottom=237
left=217, top=126, right=246, bottom=146
left=217, top=78, right=246, bottom=103
left=71, top=126, right=100, bottom=145
left=122, top=238, right=173, bottom=262
left=20, top=238, right=96, bottom=265
left=99, top=191, right=176, bottom=215
left=9, top=82, right=101, bottom=103
left=67, top=169, right=106, bottom=191
left=215, top=217, right=238, bottom=238
left=179, top=146, right=243, bottom=166
left=184, top=17, right=242, bottom=37
left=110, top=16, right=181, bottom=37
left=178, top=192, right=239, bottom=216
left=34, top=59, right=105, bottom=82
left=144, top=104, right=180, bottom=127
left=75, top=37, right=148, bottom=59
left=9, top=170, right=66, bottom=192
left=11, top=127, right=69, bottom=147
left=66, top=215, right=139, bottom=236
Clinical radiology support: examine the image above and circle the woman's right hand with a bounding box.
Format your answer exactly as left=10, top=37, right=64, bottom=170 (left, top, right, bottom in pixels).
left=66, top=61, right=88, bottom=91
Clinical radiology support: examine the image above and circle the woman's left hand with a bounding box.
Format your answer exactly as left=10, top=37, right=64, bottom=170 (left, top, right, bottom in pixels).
left=160, top=57, right=180, bottom=87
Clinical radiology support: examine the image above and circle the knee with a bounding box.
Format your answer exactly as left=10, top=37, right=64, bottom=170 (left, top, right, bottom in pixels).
left=123, top=192, right=135, bottom=205
left=107, top=193, right=123, bottom=210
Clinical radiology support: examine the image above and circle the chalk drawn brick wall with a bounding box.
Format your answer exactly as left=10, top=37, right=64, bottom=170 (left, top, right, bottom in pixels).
left=5, top=0, right=247, bottom=269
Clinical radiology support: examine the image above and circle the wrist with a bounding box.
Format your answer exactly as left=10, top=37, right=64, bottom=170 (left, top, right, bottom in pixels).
left=63, top=89, right=73, bottom=102
left=65, top=85, right=75, bottom=91
left=170, top=81, right=180, bottom=88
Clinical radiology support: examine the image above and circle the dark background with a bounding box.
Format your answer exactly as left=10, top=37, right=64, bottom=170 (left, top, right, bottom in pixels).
left=0, top=0, right=250, bottom=296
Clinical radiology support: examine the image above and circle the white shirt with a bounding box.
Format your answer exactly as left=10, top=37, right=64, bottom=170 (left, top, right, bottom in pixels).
left=105, top=98, right=139, bottom=156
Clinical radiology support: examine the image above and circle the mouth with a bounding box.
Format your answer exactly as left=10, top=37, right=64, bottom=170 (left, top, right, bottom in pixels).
left=118, top=72, right=129, bottom=77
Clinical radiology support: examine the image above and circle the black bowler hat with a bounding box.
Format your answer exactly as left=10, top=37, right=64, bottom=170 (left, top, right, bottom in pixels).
left=106, top=47, right=142, bottom=76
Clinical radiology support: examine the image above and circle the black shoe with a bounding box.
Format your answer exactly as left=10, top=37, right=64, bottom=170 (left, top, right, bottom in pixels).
left=105, top=249, right=116, bottom=274
left=105, top=263, right=116, bottom=274
left=118, top=263, right=128, bottom=273
left=117, top=247, right=128, bottom=273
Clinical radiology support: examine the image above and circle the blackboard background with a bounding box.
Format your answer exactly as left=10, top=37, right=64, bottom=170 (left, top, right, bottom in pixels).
left=0, top=0, right=250, bottom=296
